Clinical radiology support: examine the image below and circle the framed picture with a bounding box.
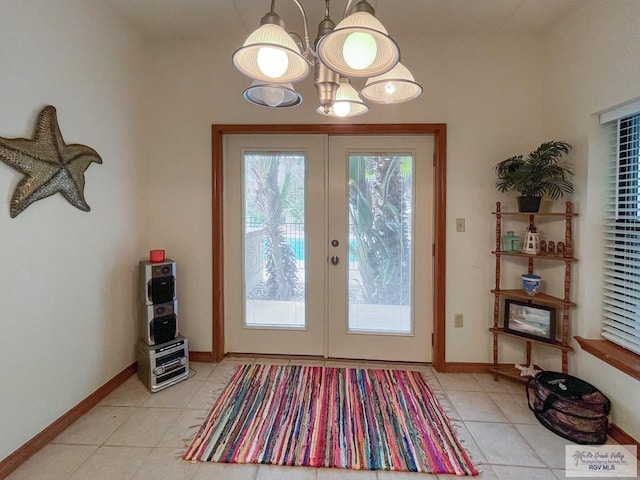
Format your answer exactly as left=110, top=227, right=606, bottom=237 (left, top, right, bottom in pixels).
left=503, top=299, right=556, bottom=343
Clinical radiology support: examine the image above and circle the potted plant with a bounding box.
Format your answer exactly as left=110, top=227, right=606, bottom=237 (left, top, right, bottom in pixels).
left=495, top=140, right=574, bottom=212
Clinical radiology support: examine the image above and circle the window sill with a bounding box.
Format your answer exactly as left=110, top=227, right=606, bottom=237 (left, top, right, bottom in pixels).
left=575, top=337, right=640, bottom=381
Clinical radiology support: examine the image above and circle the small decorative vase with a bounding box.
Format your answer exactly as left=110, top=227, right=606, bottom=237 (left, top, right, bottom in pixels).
left=510, top=235, right=521, bottom=253
left=502, top=231, right=521, bottom=253
left=502, top=231, right=513, bottom=252
left=522, top=273, right=541, bottom=295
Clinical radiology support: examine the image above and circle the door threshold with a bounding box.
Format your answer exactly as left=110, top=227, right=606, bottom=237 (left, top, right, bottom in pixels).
left=226, top=352, right=432, bottom=367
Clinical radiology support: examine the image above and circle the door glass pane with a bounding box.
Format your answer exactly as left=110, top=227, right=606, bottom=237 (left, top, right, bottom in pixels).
left=243, top=152, right=305, bottom=328
left=348, top=153, right=413, bottom=333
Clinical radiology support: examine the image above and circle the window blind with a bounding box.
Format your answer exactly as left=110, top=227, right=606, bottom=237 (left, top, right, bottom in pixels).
left=602, top=111, right=640, bottom=354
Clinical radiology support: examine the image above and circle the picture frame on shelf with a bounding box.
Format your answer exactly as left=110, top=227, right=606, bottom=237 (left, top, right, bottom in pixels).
left=503, top=299, right=556, bottom=343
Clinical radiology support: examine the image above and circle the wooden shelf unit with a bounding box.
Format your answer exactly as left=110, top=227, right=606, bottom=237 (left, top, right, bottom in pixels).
left=490, top=289, right=576, bottom=307
left=489, top=328, right=573, bottom=351
left=491, top=201, right=577, bottom=381
left=491, top=251, right=577, bottom=263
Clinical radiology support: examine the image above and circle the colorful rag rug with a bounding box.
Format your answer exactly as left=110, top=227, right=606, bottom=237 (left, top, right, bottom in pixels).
left=183, top=364, right=478, bottom=475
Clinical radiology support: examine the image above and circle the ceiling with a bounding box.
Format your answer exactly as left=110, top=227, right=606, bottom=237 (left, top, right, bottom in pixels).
left=106, top=0, right=579, bottom=40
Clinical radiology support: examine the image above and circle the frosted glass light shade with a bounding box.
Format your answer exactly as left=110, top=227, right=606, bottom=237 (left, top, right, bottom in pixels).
left=360, top=63, right=423, bottom=104
left=316, top=11, right=399, bottom=78
left=342, top=32, right=377, bottom=70
left=243, top=82, right=303, bottom=108
left=256, top=47, right=289, bottom=78
left=233, top=24, right=310, bottom=83
left=316, top=81, right=368, bottom=117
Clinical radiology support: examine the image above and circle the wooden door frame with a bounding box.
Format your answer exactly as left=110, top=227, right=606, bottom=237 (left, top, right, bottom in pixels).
left=211, top=123, right=447, bottom=371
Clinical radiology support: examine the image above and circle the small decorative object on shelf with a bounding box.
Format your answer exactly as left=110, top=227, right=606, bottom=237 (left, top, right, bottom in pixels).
left=540, top=240, right=547, bottom=254
left=502, top=230, right=521, bottom=253
left=504, top=299, right=556, bottom=342
left=490, top=201, right=577, bottom=382
left=522, top=273, right=541, bottom=295
left=522, top=225, right=540, bottom=254
left=548, top=240, right=556, bottom=255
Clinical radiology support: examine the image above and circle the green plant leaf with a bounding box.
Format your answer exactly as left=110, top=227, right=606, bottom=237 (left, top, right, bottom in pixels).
left=494, top=141, right=574, bottom=198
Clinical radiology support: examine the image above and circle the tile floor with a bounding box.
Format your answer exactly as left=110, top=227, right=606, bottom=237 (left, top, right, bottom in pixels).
left=4, top=357, right=629, bottom=480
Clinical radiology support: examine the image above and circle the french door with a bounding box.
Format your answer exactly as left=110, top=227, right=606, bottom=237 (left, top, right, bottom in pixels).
left=223, top=134, right=433, bottom=362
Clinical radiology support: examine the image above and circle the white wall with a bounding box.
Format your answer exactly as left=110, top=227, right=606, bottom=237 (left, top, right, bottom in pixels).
left=0, top=0, right=146, bottom=460
left=544, top=0, right=640, bottom=440
left=144, top=33, right=548, bottom=359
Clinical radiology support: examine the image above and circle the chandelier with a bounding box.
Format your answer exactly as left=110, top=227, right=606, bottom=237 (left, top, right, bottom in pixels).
left=232, top=0, right=422, bottom=118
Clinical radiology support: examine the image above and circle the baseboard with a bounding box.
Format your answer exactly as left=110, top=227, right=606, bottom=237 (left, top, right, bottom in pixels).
left=439, top=362, right=494, bottom=373
left=227, top=352, right=326, bottom=362
left=609, top=423, right=640, bottom=448
left=189, top=351, right=213, bottom=362
left=0, top=362, right=137, bottom=480
left=226, top=352, right=431, bottom=366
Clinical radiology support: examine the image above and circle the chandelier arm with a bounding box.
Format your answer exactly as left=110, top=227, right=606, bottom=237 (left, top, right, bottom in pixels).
left=286, top=0, right=315, bottom=61
left=236, top=0, right=421, bottom=115
left=288, top=31, right=305, bottom=54
left=343, top=0, right=356, bottom=17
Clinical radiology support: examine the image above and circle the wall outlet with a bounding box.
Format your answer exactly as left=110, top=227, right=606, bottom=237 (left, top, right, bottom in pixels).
left=454, top=313, right=464, bottom=328
left=456, top=218, right=465, bottom=232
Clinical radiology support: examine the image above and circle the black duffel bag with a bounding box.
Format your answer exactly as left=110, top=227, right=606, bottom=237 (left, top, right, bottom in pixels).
left=526, top=371, right=610, bottom=445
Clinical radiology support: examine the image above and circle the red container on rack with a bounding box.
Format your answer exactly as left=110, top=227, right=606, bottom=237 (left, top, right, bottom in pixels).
left=149, top=249, right=165, bottom=263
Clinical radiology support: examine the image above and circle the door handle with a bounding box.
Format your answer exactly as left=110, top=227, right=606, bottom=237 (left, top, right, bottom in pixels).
left=330, top=255, right=340, bottom=265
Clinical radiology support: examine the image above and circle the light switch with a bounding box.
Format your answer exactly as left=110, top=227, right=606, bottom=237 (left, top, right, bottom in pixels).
left=456, top=218, right=465, bottom=232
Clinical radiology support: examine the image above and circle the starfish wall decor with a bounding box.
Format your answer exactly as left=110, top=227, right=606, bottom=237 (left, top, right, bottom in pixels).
left=0, top=105, right=102, bottom=218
